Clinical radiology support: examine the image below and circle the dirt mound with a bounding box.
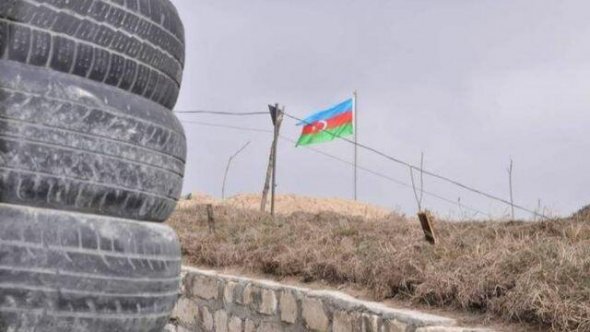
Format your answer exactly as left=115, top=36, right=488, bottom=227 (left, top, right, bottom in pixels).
left=182, top=192, right=398, bottom=219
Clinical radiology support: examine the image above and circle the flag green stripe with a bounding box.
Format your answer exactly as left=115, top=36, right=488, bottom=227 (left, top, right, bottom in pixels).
left=297, top=123, right=354, bottom=146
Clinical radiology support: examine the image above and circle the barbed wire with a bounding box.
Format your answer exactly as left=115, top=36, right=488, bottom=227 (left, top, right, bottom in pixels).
left=181, top=120, right=491, bottom=218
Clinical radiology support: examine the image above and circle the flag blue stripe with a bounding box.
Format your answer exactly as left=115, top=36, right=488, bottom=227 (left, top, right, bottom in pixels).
left=297, top=98, right=353, bottom=125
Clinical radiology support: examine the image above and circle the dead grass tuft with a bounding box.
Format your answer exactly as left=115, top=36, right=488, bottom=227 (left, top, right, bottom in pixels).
left=168, top=202, right=590, bottom=331
left=574, top=205, right=590, bottom=221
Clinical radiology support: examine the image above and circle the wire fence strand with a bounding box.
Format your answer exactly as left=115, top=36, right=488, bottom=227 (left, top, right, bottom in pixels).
left=181, top=120, right=274, bottom=133
left=282, top=111, right=546, bottom=219
left=175, top=110, right=268, bottom=116
left=181, top=119, right=491, bottom=218
left=279, top=135, right=492, bottom=218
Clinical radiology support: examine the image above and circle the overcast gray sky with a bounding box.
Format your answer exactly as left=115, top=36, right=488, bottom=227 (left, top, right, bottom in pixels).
left=171, top=0, right=589, bottom=219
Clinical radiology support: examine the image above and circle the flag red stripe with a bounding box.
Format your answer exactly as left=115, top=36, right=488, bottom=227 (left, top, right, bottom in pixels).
left=302, top=110, right=353, bottom=135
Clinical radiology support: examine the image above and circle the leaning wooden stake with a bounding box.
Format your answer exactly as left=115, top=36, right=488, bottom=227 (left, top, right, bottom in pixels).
left=270, top=106, right=284, bottom=217
left=206, top=204, right=215, bottom=234
left=260, top=144, right=274, bottom=212
left=418, top=212, right=436, bottom=245
left=260, top=104, right=283, bottom=214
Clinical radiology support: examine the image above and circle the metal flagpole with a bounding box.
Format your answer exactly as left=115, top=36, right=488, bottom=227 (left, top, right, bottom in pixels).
left=353, top=91, right=358, bottom=201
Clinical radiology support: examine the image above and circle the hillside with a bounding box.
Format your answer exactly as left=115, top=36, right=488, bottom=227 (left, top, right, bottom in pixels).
left=575, top=205, right=590, bottom=220
left=169, top=196, right=590, bottom=332
left=180, top=192, right=400, bottom=219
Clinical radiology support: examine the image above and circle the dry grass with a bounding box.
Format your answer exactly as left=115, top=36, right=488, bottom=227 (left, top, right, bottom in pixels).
left=168, top=202, right=590, bottom=331
left=574, top=205, right=590, bottom=221
left=180, top=193, right=398, bottom=220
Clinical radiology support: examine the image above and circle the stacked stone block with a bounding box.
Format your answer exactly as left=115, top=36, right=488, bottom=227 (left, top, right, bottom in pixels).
left=167, top=268, right=494, bottom=332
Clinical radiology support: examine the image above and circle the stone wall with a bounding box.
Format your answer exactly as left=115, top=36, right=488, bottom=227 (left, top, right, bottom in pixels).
left=167, top=267, right=492, bottom=332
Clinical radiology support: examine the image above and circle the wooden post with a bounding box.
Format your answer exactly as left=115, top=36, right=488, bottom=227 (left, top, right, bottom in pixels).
left=260, top=144, right=274, bottom=212
left=206, top=204, right=215, bottom=234
left=260, top=104, right=283, bottom=214
left=418, top=212, right=436, bottom=245
left=271, top=106, right=284, bottom=217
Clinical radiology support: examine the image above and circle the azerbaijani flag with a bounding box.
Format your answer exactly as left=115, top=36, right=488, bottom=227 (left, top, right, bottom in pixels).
left=296, top=99, right=354, bottom=146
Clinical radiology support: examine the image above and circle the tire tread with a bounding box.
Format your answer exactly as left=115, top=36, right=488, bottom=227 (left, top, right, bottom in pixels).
left=0, top=59, right=186, bottom=222
left=0, top=203, right=180, bottom=332
left=0, top=0, right=184, bottom=109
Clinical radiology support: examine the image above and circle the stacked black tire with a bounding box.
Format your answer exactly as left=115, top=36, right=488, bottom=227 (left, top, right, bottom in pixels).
left=0, top=1, right=186, bottom=331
